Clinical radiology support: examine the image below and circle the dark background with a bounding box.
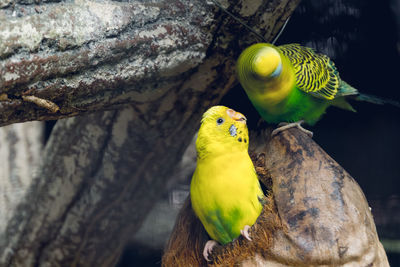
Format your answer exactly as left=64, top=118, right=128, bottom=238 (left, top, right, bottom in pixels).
left=118, top=0, right=400, bottom=265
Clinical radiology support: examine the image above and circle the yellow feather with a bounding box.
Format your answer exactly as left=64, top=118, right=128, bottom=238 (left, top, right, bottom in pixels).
left=237, top=43, right=296, bottom=109
left=253, top=47, right=281, bottom=78
left=190, top=106, right=263, bottom=245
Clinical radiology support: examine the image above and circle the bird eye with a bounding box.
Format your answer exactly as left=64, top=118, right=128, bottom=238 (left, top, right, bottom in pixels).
left=216, top=118, right=224, bottom=125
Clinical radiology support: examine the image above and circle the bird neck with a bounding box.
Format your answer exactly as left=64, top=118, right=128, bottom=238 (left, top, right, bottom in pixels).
left=196, top=139, right=248, bottom=162
left=196, top=149, right=250, bottom=173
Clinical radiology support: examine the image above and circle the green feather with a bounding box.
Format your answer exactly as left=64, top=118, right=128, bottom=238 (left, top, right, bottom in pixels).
left=237, top=43, right=398, bottom=125
left=356, top=93, right=400, bottom=107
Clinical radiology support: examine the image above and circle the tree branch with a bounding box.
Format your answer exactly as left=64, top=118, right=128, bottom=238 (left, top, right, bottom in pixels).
left=0, top=0, right=299, bottom=126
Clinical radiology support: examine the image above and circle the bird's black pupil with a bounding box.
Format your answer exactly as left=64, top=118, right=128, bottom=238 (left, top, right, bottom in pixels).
left=217, top=118, right=224, bottom=124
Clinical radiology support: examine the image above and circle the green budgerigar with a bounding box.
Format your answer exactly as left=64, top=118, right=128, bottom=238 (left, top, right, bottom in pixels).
left=236, top=43, right=398, bottom=136
left=190, top=106, right=264, bottom=261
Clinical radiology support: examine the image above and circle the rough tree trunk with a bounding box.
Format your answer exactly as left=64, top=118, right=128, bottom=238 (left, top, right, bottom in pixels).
left=0, top=0, right=301, bottom=266
left=163, top=128, right=389, bottom=266
left=1, top=107, right=205, bottom=266
left=0, top=122, right=44, bottom=233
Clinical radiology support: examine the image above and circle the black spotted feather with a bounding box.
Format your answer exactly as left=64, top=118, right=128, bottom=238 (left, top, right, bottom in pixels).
left=278, top=44, right=350, bottom=100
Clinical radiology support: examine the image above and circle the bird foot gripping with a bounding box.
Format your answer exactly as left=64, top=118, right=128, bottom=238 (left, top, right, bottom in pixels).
left=240, top=225, right=252, bottom=241
left=203, top=240, right=218, bottom=261
left=271, top=120, right=313, bottom=137
left=203, top=225, right=254, bottom=261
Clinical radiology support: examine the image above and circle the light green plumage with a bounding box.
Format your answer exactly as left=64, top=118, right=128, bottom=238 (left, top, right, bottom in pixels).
left=190, top=106, right=263, bottom=245
left=237, top=43, right=360, bottom=125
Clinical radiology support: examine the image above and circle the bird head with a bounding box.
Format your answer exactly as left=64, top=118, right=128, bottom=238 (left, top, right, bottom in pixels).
left=237, top=43, right=283, bottom=81
left=196, top=106, right=249, bottom=159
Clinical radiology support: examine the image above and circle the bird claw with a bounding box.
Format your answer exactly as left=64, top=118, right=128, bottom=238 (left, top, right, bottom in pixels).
left=271, top=120, right=313, bottom=137
left=203, top=227, right=253, bottom=261
left=203, top=240, right=218, bottom=261
left=240, top=225, right=252, bottom=241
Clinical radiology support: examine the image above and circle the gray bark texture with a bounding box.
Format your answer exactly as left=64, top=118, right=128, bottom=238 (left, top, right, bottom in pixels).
left=0, top=121, right=44, bottom=234
left=0, top=0, right=298, bottom=126
left=0, top=0, right=300, bottom=266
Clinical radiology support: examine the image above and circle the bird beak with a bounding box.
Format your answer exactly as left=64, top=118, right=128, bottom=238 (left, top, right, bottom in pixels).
left=227, top=109, right=247, bottom=124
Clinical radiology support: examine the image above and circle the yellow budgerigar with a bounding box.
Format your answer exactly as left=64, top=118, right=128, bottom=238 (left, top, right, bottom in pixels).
left=190, top=105, right=264, bottom=261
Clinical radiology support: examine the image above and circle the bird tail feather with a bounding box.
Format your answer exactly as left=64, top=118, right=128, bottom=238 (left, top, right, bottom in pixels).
left=356, top=93, right=400, bottom=108
left=332, top=97, right=356, bottom=112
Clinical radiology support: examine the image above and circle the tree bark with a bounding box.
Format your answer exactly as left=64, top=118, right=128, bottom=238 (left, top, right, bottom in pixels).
left=163, top=128, right=389, bottom=266
left=0, top=0, right=301, bottom=265
left=0, top=0, right=299, bottom=127
left=0, top=121, right=44, bottom=234
left=1, top=106, right=201, bottom=266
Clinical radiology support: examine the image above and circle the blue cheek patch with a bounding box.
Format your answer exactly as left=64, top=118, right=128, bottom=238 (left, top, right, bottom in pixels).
left=229, top=124, right=237, bottom=137
left=270, top=61, right=282, bottom=78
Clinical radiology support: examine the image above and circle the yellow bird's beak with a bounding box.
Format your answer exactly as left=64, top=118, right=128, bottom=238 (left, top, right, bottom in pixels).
left=226, top=109, right=247, bottom=124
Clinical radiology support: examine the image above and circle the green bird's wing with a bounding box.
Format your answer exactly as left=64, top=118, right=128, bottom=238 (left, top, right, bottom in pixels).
left=278, top=44, right=355, bottom=100
left=203, top=209, right=236, bottom=245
